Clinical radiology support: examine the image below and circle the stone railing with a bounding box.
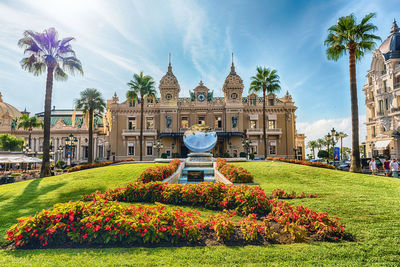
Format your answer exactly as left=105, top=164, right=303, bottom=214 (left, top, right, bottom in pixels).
left=122, top=129, right=157, bottom=136
left=213, top=162, right=232, bottom=184
left=162, top=161, right=185, bottom=184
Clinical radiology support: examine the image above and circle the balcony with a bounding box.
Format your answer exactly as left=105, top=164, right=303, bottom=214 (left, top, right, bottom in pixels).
left=246, top=128, right=282, bottom=135
left=122, top=129, right=157, bottom=136
left=391, top=107, right=400, bottom=113
left=365, top=96, right=374, bottom=104
left=377, top=111, right=385, bottom=117
left=368, top=118, right=375, bottom=122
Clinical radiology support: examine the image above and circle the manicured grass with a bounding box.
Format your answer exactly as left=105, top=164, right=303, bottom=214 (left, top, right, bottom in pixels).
left=1, top=161, right=400, bottom=266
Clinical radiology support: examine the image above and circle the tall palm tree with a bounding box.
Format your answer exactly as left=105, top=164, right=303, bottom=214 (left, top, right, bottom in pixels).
left=127, top=72, right=156, bottom=161
left=249, top=67, right=281, bottom=158
left=307, top=140, right=319, bottom=159
left=18, top=28, right=83, bottom=177
left=317, top=138, right=327, bottom=151
left=17, top=114, right=43, bottom=148
left=324, top=13, right=380, bottom=172
left=75, top=89, right=106, bottom=164
left=337, top=131, right=348, bottom=160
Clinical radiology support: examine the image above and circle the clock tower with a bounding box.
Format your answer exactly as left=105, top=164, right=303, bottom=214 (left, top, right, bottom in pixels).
left=193, top=81, right=209, bottom=105
left=159, top=55, right=180, bottom=107
left=223, top=54, right=244, bottom=106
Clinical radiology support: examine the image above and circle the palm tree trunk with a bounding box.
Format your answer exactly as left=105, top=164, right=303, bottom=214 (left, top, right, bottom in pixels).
left=262, top=88, right=267, bottom=158
left=88, top=108, right=93, bottom=163
left=40, top=66, right=54, bottom=178
left=28, top=130, right=32, bottom=148
left=348, top=49, right=361, bottom=172
left=140, top=96, right=144, bottom=161
left=340, top=137, right=343, bottom=161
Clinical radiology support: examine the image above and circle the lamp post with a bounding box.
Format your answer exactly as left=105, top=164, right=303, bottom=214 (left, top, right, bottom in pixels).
left=153, top=139, right=164, bottom=158
left=56, top=145, right=63, bottom=163
left=242, top=137, right=250, bottom=160
left=65, top=133, right=78, bottom=166
left=326, top=128, right=340, bottom=165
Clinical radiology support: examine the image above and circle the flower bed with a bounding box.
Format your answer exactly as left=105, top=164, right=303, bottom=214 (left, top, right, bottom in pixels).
left=67, top=158, right=135, bottom=173
left=83, top=182, right=270, bottom=216
left=271, top=189, right=318, bottom=199
left=267, top=199, right=346, bottom=241
left=265, top=157, right=335, bottom=170
left=137, top=159, right=181, bottom=183
left=6, top=197, right=347, bottom=249
left=216, top=158, right=254, bottom=183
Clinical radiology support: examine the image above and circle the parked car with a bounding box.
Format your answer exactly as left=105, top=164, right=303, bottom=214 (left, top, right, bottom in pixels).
left=337, top=163, right=350, bottom=171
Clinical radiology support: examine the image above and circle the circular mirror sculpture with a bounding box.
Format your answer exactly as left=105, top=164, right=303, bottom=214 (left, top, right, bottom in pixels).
left=183, top=124, right=217, bottom=153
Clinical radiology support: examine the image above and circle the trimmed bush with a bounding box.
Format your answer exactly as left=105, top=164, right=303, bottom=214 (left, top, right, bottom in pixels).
left=67, top=158, right=135, bottom=173
left=271, top=189, right=318, bottom=199
left=216, top=158, right=254, bottom=183
left=266, top=157, right=335, bottom=170
left=83, top=182, right=270, bottom=216
left=137, top=159, right=181, bottom=183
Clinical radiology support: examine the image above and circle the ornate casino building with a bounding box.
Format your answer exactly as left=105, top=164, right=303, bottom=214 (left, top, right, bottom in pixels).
left=108, top=59, right=305, bottom=160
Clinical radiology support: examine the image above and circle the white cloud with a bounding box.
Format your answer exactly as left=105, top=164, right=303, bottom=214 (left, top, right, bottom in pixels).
left=297, top=115, right=367, bottom=154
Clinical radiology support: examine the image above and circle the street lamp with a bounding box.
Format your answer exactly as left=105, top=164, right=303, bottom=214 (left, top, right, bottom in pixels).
left=153, top=139, right=164, bottom=158
left=65, top=133, right=78, bottom=166
left=241, top=137, right=250, bottom=160
left=293, top=147, right=298, bottom=160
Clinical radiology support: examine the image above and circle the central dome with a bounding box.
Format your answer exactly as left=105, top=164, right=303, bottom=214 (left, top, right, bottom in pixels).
left=0, top=93, right=21, bottom=119
left=379, top=19, right=400, bottom=60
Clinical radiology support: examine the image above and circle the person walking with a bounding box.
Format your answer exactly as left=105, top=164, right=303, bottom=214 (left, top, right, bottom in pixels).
left=390, top=159, right=399, bottom=178
left=383, top=158, right=391, bottom=177
left=369, top=158, right=377, bottom=175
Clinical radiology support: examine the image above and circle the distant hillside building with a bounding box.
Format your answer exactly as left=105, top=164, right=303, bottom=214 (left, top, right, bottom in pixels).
left=108, top=59, right=305, bottom=160
left=364, top=19, right=400, bottom=158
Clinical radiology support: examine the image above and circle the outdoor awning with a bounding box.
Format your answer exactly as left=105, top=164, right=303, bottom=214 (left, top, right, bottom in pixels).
left=375, top=140, right=391, bottom=150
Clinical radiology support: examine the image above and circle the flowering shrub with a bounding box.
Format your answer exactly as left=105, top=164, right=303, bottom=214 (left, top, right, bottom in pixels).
left=265, top=157, right=335, bottom=170
left=137, top=159, right=181, bottom=183
left=83, top=182, right=271, bottom=216
left=5, top=199, right=207, bottom=248
left=266, top=199, right=345, bottom=241
left=5, top=197, right=346, bottom=248
left=271, top=189, right=318, bottom=199
left=216, top=158, right=254, bottom=183
left=67, top=158, right=135, bottom=173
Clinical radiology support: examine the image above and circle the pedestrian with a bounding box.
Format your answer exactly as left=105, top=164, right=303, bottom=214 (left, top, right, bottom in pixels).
left=383, top=158, right=391, bottom=177
left=390, top=159, right=399, bottom=178
left=369, top=158, right=377, bottom=175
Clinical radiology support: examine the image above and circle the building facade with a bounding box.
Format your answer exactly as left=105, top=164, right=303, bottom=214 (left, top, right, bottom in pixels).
left=0, top=93, right=109, bottom=164
left=108, top=60, right=305, bottom=160
left=364, top=19, right=400, bottom=158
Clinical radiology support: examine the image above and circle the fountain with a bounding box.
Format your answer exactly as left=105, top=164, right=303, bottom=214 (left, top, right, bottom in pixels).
left=179, top=124, right=217, bottom=184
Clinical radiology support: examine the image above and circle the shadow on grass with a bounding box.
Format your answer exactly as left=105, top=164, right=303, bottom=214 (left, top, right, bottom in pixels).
left=0, top=179, right=67, bottom=233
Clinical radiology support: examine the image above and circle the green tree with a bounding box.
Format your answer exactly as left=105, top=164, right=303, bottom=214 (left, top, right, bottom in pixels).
left=317, top=150, right=329, bottom=160
left=317, top=138, right=328, bottom=151
left=75, top=89, right=106, bottom=164
left=0, top=134, right=24, bottom=151
left=324, top=13, right=380, bottom=172
left=17, top=114, right=43, bottom=148
left=18, top=28, right=83, bottom=177
left=127, top=72, right=156, bottom=161
left=307, top=140, right=319, bottom=159
left=249, top=67, right=281, bottom=158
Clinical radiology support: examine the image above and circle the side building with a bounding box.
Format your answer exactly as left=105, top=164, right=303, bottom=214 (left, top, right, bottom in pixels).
left=0, top=94, right=109, bottom=164
left=364, top=19, right=400, bottom=158
left=108, top=60, right=305, bottom=160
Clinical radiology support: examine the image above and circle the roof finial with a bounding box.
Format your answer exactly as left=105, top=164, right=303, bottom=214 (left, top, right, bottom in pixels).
left=391, top=18, right=399, bottom=34
left=230, top=52, right=236, bottom=74
left=168, top=53, right=172, bottom=73
left=0, top=92, right=2, bottom=102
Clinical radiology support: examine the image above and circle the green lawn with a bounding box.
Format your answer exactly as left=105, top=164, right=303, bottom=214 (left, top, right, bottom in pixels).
left=1, top=161, right=400, bottom=266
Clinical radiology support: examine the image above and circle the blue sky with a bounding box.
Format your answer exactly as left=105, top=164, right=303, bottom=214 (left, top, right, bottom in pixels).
left=0, top=0, right=399, bottom=148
